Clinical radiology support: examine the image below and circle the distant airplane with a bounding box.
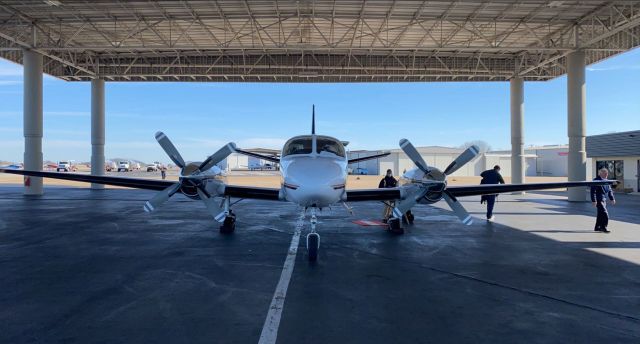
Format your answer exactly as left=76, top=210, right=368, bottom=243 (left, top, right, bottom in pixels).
left=0, top=106, right=615, bottom=261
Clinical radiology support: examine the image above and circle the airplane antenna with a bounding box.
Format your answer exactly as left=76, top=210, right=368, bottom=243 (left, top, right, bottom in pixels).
left=312, top=104, right=316, bottom=134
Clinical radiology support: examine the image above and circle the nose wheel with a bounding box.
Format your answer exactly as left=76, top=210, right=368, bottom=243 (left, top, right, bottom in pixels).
left=306, top=208, right=320, bottom=261
left=307, top=232, right=320, bottom=261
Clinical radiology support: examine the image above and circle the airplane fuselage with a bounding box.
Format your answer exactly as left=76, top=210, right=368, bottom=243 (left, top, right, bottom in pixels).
left=279, top=134, right=348, bottom=208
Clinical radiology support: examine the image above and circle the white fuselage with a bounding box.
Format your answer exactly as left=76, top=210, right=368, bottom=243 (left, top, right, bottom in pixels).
left=279, top=134, right=348, bottom=208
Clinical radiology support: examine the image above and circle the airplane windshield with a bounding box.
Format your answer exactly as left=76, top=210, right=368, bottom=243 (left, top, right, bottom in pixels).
left=316, top=137, right=345, bottom=157
left=283, top=137, right=313, bottom=156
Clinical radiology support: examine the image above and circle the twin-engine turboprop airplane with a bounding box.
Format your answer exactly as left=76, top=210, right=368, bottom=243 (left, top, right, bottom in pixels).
left=0, top=107, right=615, bottom=261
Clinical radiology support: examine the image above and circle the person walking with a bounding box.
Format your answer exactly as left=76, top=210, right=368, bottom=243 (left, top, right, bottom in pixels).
left=379, top=169, right=397, bottom=223
left=480, top=165, right=505, bottom=222
left=160, top=165, right=167, bottom=180
left=591, top=168, right=616, bottom=233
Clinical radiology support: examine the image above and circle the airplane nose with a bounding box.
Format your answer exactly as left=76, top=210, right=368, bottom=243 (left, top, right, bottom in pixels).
left=285, top=158, right=345, bottom=206
left=287, top=158, right=342, bottom=184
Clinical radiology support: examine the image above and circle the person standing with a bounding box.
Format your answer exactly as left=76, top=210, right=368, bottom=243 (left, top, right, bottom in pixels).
left=379, top=169, right=397, bottom=223
left=480, top=165, right=505, bottom=222
left=160, top=165, right=167, bottom=180
left=591, top=168, right=616, bottom=233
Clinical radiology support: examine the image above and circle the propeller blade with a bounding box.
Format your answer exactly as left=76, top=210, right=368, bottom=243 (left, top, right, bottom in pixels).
left=399, top=138, right=430, bottom=174
left=155, top=131, right=185, bottom=168
left=143, top=183, right=181, bottom=213
left=196, top=188, right=226, bottom=222
left=443, top=145, right=480, bottom=175
left=197, top=142, right=237, bottom=172
left=443, top=191, right=473, bottom=225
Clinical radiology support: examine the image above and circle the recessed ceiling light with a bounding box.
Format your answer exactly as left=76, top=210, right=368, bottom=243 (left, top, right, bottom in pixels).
left=548, top=1, right=564, bottom=8
left=44, top=0, right=62, bottom=6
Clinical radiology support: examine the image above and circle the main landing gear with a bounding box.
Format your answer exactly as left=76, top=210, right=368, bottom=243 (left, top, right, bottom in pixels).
left=219, top=197, right=236, bottom=234
left=388, top=210, right=414, bottom=234
left=220, top=210, right=236, bottom=233
left=306, top=207, right=320, bottom=261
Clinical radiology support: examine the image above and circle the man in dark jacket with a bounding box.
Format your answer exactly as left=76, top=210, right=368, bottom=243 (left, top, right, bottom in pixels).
left=591, top=168, right=616, bottom=233
left=480, top=165, right=505, bottom=222
left=379, top=169, right=397, bottom=188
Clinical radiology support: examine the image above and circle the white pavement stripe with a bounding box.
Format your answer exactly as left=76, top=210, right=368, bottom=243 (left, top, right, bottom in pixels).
left=258, top=211, right=305, bottom=344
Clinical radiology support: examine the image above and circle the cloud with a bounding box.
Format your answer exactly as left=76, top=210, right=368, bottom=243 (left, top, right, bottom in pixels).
left=0, top=127, right=21, bottom=133
left=587, top=65, right=640, bottom=72
left=0, top=80, right=21, bottom=86
left=0, top=64, right=23, bottom=77
left=45, top=111, right=89, bottom=117
left=183, top=137, right=287, bottom=149
left=237, top=137, right=286, bottom=149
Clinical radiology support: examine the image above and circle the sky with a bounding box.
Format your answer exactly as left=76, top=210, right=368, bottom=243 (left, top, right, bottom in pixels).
left=0, top=49, right=639, bottom=163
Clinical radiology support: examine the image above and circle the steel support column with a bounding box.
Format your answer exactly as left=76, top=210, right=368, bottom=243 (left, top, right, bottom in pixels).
left=510, top=77, right=525, bottom=192
left=23, top=49, right=43, bottom=195
left=91, top=79, right=105, bottom=189
left=567, top=50, right=587, bottom=201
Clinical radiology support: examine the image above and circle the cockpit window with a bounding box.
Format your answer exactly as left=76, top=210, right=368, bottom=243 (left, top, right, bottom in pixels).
left=283, top=137, right=313, bottom=156
left=316, top=136, right=345, bottom=157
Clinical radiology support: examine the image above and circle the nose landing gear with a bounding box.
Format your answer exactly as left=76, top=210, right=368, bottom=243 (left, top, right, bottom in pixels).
left=306, top=207, right=320, bottom=261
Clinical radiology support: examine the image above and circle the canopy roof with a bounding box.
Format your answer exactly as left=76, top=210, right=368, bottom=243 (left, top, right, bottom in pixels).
left=1, top=1, right=639, bottom=82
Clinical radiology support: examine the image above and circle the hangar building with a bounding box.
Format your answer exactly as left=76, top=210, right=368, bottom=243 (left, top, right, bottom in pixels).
left=349, top=145, right=570, bottom=178
left=587, top=130, right=640, bottom=192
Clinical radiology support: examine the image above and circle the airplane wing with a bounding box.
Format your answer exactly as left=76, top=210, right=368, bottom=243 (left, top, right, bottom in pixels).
left=0, top=168, right=173, bottom=190
left=348, top=152, right=390, bottom=164
left=446, top=180, right=616, bottom=197
left=224, top=185, right=280, bottom=200
left=0, top=168, right=282, bottom=200
left=345, top=180, right=615, bottom=202
left=346, top=188, right=401, bottom=201
left=233, top=148, right=280, bottom=164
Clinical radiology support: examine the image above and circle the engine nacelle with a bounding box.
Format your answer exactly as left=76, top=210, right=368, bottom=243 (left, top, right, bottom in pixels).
left=400, top=167, right=447, bottom=204
left=179, top=161, right=225, bottom=200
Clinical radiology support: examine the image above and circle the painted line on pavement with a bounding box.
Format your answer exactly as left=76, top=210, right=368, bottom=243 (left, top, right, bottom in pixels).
left=258, top=211, right=305, bottom=344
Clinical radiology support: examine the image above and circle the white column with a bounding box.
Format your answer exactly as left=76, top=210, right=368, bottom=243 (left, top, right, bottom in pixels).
left=91, top=79, right=105, bottom=189
left=567, top=50, right=587, bottom=202
left=23, top=49, right=43, bottom=195
left=510, top=77, right=525, bottom=192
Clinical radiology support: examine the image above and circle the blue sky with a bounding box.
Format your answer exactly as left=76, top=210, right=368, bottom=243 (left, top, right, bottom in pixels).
left=0, top=49, right=639, bottom=163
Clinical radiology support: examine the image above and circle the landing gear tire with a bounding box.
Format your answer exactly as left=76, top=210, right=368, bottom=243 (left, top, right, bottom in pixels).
left=307, top=233, right=320, bottom=261
left=220, top=212, right=236, bottom=234
left=388, top=218, right=405, bottom=234
left=406, top=210, right=415, bottom=224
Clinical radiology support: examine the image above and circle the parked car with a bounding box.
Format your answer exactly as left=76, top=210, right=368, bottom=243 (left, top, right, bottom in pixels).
left=354, top=167, right=368, bottom=175
left=105, top=161, right=117, bottom=172
left=147, top=163, right=158, bottom=172
left=131, top=162, right=141, bottom=171
left=57, top=161, right=75, bottom=172
left=117, top=161, right=130, bottom=172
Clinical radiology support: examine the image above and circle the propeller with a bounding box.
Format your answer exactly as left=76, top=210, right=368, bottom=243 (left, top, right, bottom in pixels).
left=443, top=191, right=473, bottom=225
left=144, top=183, right=181, bottom=213
left=398, top=139, right=480, bottom=225
left=399, top=138, right=430, bottom=174
left=144, top=131, right=234, bottom=215
left=155, top=131, right=185, bottom=168
left=195, top=142, right=237, bottom=174
left=196, top=188, right=226, bottom=222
